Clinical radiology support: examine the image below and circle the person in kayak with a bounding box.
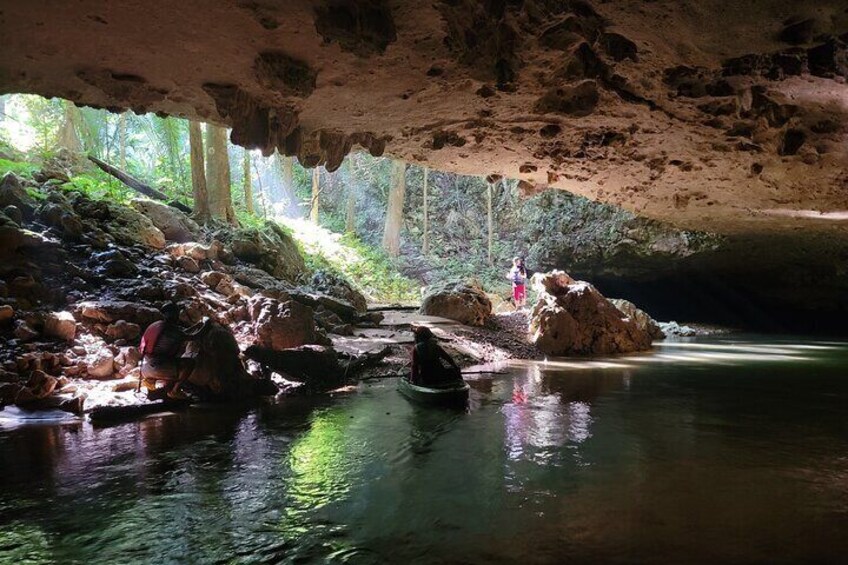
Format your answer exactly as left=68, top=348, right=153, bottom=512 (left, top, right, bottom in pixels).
left=139, top=302, right=210, bottom=399
left=410, top=326, right=462, bottom=386
left=507, top=256, right=528, bottom=308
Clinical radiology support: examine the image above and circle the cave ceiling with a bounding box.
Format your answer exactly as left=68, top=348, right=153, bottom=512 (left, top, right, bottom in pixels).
left=1, top=0, right=848, bottom=234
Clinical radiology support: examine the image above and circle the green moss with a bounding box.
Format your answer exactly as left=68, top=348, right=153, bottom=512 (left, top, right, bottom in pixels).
left=61, top=170, right=131, bottom=203
left=0, top=158, right=38, bottom=179
left=335, top=233, right=419, bottom=303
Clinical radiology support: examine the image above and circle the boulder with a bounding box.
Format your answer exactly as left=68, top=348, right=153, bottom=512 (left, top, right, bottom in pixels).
left=227, top=222, right=305, bottom=283
left=420, top=280, right=492, bottom=326
left=176, top=255, right=201, bottom=273
left=248, top=296, right=327, bottom=350
left=610, top=298, right=665, bottom=340
left=93, top=249, right=138, bottom=278
left=76, top=300, right=162, bottom=326
left=130, top=198, right=201, bottom=242
left=231, top=264, right=290, bottom=290
left=86, top=351, right=115, bottom=379
left=528, top=271, right=653, bottom=356
left=13, top=320, right=39, bottom=342
left=244, top=344, right=345, bottom=392
left=38, top=197, right=84, bottom=239
left=71, top=194, right=166, bottom=249
left=184, top=321, right=267, bottom=399
left=105, top=320, right=141, bottom=341
left=43, top=311, right=76, bottom=341
left=0, top=173, right=36, bottom=219
left=0, top=218, right=60, bottom=259
left=310, top=270, right=367, bottom=312
left=0, top=305, right=13, bottom=324
left=3, top=205, right=22, bottom=225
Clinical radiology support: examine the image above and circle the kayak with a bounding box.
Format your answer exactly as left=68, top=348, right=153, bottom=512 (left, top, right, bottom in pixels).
left=397, top=377, right=469, bottom=407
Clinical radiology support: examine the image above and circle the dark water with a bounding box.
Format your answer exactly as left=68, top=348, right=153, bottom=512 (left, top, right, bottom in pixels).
left=2, top=336, right=848, bottom=564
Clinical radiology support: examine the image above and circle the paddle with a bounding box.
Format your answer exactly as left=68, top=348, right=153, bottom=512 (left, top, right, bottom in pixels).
left=461, top=370, right=506, bottom=375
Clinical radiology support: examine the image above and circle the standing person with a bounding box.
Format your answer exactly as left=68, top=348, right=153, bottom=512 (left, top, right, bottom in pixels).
left=507, top=257, right=527, bottom=309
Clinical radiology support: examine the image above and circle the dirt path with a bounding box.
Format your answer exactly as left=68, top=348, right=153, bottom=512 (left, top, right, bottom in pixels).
left=332, top=309, right=539, bottom=380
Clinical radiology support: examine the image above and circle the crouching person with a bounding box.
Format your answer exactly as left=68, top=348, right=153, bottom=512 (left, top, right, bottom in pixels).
left=138, top=302, right=210, bottom=400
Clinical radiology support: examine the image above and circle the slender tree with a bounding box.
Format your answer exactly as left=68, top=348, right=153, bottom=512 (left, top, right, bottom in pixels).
left=205, top=123, right=236, bottom=224
left=345, top=183, right=356, bottom=234
left=242, top=148, right=254, bottom=214
left=422, top=167, right=429, bottom=255
left=57, top=100, right=82, bottom=153
left=310, top=166, right=320, bottom=223
left=278, top=154, right=297, bottom=216
left=253, top=160, right=268, bottom=220
left=486, top=179, right=494, bottom=265
left=382, top=160, right=406, bottom=256
left=188, top=120, right=210, bottom=222
left=119, top=112, right=127, bottom=170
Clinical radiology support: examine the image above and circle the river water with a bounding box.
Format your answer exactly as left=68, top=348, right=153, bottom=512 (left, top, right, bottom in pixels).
left=1, top=335, right=848, bottom=564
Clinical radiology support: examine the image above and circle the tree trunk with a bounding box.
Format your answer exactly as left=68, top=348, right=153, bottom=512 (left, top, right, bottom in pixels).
left=242, top=148, right=254, bottom=214
left=205, top=124, right=236, bottom=225
left=345, top=183, right=356, bottom=234
left=382, top=160, right=406, bottom=257
left=88, top=156, right=193, bottom=213
left=188, top=121, right=210, bottom=222
left=57, top=100, right=82, bottom=153
left=422, top=167, right=429, bottom=255
left=253, top=160, right=268, bottom=220
left=279, top=154, right=297, bottom=216
left=119, top=112, right=127, bottom=170
left=310, top=167, right=320, bottom=223
left=487, top=180, right=494, bottom=265
left=0, top=95, right=6, bottom=124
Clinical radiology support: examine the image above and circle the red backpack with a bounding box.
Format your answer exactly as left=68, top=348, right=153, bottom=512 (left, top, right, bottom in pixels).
left=139, top=321, right=165, bottom=356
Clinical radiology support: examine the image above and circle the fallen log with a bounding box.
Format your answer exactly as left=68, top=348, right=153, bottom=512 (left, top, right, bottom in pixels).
left=88, top=155, right=193, bottom=214
left=367, top=304, right=420, bottom=312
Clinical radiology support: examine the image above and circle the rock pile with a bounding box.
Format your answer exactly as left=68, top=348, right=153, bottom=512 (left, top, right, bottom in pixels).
left=0, top=167, right=380, bottom=411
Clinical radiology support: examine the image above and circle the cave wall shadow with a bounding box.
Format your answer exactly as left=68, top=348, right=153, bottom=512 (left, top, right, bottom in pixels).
left=588, top=269, right=848, bottom=336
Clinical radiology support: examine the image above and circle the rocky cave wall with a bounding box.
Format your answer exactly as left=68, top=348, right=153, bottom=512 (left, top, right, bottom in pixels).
left=2, top=0, right=848, bottom=235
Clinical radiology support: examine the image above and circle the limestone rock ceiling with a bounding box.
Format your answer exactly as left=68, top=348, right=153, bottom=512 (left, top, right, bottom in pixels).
left=1, top=0, right=848, bottom=234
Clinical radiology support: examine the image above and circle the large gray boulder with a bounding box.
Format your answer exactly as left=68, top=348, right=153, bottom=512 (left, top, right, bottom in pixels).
left=131, top=198, right=201, bottom=242
left=529, top=270, right=653, bottom=356
left=420, top=280, right=492, bottom=327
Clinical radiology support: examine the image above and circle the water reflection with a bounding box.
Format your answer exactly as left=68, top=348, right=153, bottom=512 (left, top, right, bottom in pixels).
left=501, top=364, right=624, bottom=467
left=1, top=336, right=848, bottom=563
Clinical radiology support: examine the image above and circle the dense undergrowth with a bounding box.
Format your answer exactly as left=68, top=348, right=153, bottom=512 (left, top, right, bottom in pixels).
left=0, top=154, right=420, bottom=304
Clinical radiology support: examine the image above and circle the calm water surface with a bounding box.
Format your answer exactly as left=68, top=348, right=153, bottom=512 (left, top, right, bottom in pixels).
left=2, top=335, right=848, bottom=564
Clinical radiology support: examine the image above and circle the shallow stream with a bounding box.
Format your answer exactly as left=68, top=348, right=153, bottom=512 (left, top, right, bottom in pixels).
left=2, top=335, right=848, bottom=564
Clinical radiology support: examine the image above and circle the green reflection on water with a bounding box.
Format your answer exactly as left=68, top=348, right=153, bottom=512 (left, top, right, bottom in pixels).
left=0, top=522, right=54, bottom=564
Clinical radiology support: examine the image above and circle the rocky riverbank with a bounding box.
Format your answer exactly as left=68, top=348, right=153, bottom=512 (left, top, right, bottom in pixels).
left=0, top=160, right=386, bottom=414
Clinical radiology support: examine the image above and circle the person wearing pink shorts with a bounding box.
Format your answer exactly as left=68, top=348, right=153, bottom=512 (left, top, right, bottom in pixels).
left=507, top=257, right=528, bottom=308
